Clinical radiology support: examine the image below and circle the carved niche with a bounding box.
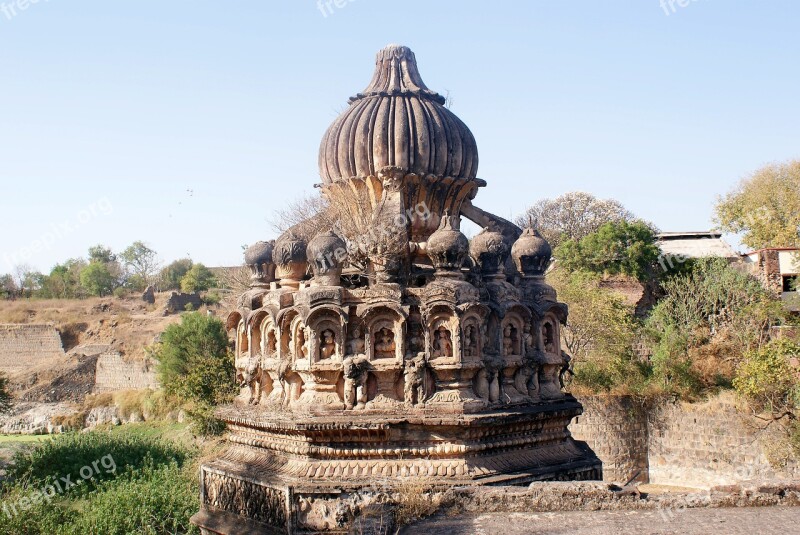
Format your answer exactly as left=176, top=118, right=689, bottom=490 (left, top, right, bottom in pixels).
left=366, top=310, right=404, bottom=361
left=307, top=309, right=344, bottom=363
left=427, top=309, right=459, bottom=362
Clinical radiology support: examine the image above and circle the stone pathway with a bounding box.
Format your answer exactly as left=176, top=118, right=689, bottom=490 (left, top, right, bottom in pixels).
left=402, top=507, right=800, bottom=534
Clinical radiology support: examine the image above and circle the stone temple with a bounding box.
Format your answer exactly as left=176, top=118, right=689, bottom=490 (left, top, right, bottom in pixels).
left=192, top=45, right=601, bottom=534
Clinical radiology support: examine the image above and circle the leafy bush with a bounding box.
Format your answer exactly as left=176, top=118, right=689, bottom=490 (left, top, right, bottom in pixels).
left=154, top=313, right=237, bottom=434
left=180, top=264, right=217, bottom=293
left=555, top=220, right=660, bottom=282
left=0, top=427, right=199, bottom=535
left=734, top=339, right=800, bottom=415
left=64, top=462, right=200, bottom=535
left=6, top=431, right=192, bottom=497
left=645, top=257, right=786, bottom=392
left=549, top=269, right=637, bottom=363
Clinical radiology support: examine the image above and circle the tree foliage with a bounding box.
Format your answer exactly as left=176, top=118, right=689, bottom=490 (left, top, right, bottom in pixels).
left=646, top=257, right=786, bottom=394
left=153, top=313, right=236, bottom=434
left=40, top=259, right=87, bottom=299
left=515, top=191, right=638, bottom=248
left=549, top=269, right=637, bottom=362
left=120, top=241, right=160, bottom=289
left=180, top=263, right=216, bottom=293
left=555, top=220, right=661, bottom=282
left=80, top=262, right=117, bottom=297
left=549, top=268, right=648, bottom=394
left=733, top=339, right=800, bottom=416
left=159, top=258, right=194, bottom=291
left=715, top=160, right=800, bottom=249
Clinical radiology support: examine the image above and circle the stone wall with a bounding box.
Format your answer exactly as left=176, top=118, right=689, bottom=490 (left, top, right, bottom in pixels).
left=570, top=396, right=649, bottom=484
left=570, top=393, right=800, bottom=488
left=94, top=352, right=159, bottom=392
left=164, top=292, right=203, bottom=314
left=0, top=324, right=65, bottom=375
left=648, top=396, right=800, bottom=488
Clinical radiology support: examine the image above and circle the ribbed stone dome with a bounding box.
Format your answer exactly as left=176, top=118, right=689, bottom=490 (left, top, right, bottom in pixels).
left=244, top=240, right=274, bottom=266
left=318, top=45, right=479, bottom=183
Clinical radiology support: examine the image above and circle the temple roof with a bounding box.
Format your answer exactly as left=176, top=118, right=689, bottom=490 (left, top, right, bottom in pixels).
left=318, top=45, right=479, bottom=183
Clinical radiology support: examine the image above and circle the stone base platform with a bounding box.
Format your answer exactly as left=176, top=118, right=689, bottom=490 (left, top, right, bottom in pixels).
left=191, top=398, right=601, bottom=534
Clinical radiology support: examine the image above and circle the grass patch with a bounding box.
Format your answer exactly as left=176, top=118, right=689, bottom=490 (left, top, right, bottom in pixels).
left=0, top=424, right=200, bottom=534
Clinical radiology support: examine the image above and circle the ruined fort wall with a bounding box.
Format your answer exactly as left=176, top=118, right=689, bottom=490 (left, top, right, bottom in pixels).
left=647, top=396, right=800, bottom=488
left=0, top=324, right=65, bottom=374
left=570, top=394, right=800, bottom=488
left=570, top=396, right=650, bottom=484
left=93, top=353, right=159, bottom=392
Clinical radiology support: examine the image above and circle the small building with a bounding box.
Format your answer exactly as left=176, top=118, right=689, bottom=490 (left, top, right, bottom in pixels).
left=657, top=231, right=739, bottom=260
left=743, top=248, right=800, bottom=311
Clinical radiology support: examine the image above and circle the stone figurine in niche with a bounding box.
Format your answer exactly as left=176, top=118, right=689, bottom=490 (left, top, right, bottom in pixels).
left=408, top=323, right=424, bottom=353
left=463, top=325, right=477, bottom=357
left=266, top=329, right=278, bottom=356
left=347, top=325, right=366, bottom=355
left=320, top=329, right=336, bottom=359
left=523, top=324, right=535, bottom=356
left=433, top=325, right=453, bottom=358
left=374, top=327, right=395, bottom=358
left=503, top=324, right=517, bottom=356
left=543, top=322, right=556, bottom=353
left=343, top=355, right=369, bottom=409
left=404, top=353, right=426, bottom=406
left=296, top=326, right=309, bottom=358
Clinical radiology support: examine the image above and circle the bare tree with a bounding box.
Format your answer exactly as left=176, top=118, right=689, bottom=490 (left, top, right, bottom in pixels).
left=515, top=191, right=639, bottom=248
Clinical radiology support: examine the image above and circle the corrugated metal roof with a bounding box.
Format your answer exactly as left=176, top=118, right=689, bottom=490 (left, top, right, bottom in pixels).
left=656, top=232, right=738, bottom=259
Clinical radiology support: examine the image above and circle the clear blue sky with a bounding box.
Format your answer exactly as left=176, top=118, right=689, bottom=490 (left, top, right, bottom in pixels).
left=2, top=0, right=798, bottom=273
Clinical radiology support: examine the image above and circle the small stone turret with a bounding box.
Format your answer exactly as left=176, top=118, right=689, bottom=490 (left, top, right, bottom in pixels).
left=512, top=228, right=552, bottom=278
left=307, top=231, right=347, bottom=286
left=469, top=226, right=509, bottom=281
left=272, top=232, right=308, bottom=290
left=426, top=213, right=469, bottom=278
left=244, top=240, right=276, bottom=287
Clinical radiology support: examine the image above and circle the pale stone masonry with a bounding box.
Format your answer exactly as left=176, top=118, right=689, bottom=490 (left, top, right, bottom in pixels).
left=0, top=324, right=65, bottom=374
left=570, top=394, right=800, bottom=488
left=93, top=352, right=159, bottom=392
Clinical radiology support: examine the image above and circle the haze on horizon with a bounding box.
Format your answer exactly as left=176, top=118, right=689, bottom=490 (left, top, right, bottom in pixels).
left=2, top=0, right=799, bottom=273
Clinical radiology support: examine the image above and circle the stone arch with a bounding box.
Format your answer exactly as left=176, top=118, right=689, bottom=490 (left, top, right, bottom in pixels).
left=277, top=309, right=299, bottom=360
left=501, top=305, right=530, bottom=359
left=248, top=310, right=270, bottom=358
left=360, top=305, right=406, bottom=361
left=290, top=316, right=311, bottom=362
left=306, top=307, right=346, bottom=363
left=458, top=305, right=488, bottom=363
left=426, top=304, right=458, bottom=362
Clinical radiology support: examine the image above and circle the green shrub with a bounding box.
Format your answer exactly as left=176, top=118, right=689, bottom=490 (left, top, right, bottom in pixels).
left=64, top=462, right=200, bottom=535
left=154, top=313, right=237, bottom=435
left=203, top=291, right=222, bottom=306
left=0, top=427, right=199, bottom=535
left=6, top=431, right=192, bottom=498
left=555, top=220, right=660, bottom=282
left=734, top=339, right=800, bottom=414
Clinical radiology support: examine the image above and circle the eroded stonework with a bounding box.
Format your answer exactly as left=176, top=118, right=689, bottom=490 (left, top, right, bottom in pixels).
left=193, top=44, right=600, bottom=535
